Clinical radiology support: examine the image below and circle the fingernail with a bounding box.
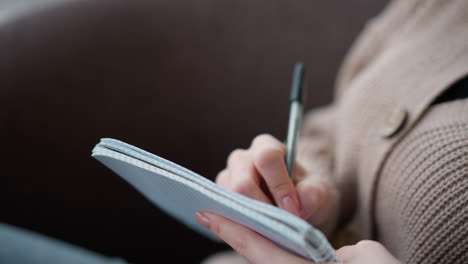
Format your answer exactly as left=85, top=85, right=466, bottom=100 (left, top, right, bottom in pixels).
left=196, top=212, right=211, bottom=229
left=281, top=195, right=300, bottom=216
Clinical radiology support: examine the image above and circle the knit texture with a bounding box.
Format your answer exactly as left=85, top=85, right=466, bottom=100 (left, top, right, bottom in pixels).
left=298, top=0, right=468, bottom=260
left=376, top=99, right=468, bottom=264
left=329, top=0, right=468, bottom=239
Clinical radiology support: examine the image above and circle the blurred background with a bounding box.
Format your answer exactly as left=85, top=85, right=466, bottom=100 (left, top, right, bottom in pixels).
left=0, top=0, right=388, bottom=263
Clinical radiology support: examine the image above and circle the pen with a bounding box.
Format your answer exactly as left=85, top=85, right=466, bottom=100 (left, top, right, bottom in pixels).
left=285, top=62, right=305, bottom=180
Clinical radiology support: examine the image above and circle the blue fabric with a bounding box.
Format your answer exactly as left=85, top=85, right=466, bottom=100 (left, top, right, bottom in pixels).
left=0, top=222, right=127, bottom=264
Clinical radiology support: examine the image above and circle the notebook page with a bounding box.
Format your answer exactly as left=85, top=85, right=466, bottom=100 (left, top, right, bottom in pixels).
left=98, top=139, right=311, bottom=230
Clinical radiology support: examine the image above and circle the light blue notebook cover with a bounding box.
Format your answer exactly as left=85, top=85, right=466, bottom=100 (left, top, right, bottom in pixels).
left=91, top=138, right=339, bottom=263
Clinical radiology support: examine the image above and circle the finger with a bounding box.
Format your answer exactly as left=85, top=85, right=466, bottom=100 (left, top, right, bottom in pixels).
left=336, top=245, right=355, bottom=263
left=196, top=211, right=311, bottom=264
left=250, top=134, right=300, bottom=215
left=295, top=177, right=332, bottom=223
left=226, top=149, right=273, bottom=204
left=250, top=134, right=287, bottom=153
left=215, top=169, right=229, bottom=186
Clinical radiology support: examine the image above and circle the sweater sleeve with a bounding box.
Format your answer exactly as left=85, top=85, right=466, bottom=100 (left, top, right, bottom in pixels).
left=296, top=104, right=343, bottom=238
left=297, top=104, right=336, bottom=179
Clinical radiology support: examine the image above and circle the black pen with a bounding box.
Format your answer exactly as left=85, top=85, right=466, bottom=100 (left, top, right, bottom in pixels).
left=285, top=62, right=305, bottom=180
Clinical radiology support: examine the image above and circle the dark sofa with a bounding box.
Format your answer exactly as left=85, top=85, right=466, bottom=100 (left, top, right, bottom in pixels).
left=0, top=0, right=388, bottom=263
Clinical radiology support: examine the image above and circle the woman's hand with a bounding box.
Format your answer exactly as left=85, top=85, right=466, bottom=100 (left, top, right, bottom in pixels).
left=215, top=134, right=338, bottom=234
left=335, top=240, right=401, bottom=264
left=196, top=211, right=401, bottom=264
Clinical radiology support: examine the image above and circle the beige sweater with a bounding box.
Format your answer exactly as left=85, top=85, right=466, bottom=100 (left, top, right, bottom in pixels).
left=297, top=0, right=468, bottom=263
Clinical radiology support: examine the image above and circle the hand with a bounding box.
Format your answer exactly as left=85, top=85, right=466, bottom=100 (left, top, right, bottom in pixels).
left=335, top=240, right=401, bottom=264
left=215, top=134, right=338, bottom=234
left=196, top=211, right=401, bottom=264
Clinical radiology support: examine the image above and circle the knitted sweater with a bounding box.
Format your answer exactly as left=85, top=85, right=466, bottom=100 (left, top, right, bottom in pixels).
left=376, top=96, right=468, bottom=264
left=297, top=0, right=468, bottom=263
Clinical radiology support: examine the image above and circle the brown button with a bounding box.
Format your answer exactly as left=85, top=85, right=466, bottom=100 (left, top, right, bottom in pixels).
left=381, top=107, right=408, bottom=138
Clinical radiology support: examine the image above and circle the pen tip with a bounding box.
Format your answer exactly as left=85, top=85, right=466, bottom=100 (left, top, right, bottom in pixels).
left=295, top=61, right=304, bottom=69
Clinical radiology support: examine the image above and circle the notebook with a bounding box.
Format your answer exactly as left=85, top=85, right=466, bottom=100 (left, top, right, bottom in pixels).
left=91, top=138, right=339, bottom=263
